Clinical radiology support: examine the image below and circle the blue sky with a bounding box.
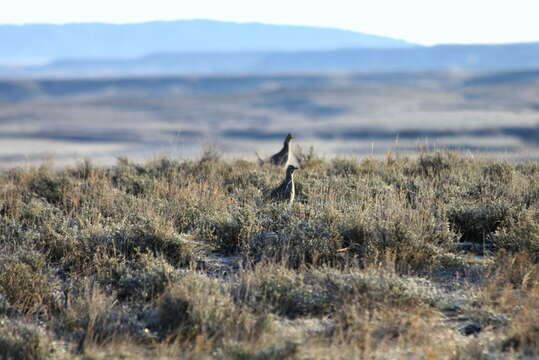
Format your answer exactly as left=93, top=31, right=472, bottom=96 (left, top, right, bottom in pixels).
left=1, top=0, right=538, bottom=45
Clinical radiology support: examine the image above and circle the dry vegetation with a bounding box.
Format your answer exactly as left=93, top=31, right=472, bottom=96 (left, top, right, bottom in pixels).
left=1, top=149, right=539, bottom=359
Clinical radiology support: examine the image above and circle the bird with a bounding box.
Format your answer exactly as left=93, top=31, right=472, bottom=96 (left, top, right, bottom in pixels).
left=268, top=165, right=299, bottom=204
left=256, top=133, right=294, bottom=168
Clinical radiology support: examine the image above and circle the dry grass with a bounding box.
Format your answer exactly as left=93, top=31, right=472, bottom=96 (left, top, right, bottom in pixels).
left=1, top=151, right=539, bottom=358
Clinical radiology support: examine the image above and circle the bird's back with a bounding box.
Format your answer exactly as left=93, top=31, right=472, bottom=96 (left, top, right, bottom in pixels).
left=270, top=147, right=290, bottom=167
left=270, top=178, right=294, bottom=203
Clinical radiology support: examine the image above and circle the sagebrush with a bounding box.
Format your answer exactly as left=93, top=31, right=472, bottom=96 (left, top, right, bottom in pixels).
left=1, top=151, right=539, bottom=358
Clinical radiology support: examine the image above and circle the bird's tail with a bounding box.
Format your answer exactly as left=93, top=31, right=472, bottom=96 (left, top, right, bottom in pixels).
left=255, top=152, right=265, bottom=166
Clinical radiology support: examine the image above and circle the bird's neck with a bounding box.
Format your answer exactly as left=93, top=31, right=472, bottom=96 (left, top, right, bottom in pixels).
left=283, top=141, right=290, bottom=151
left=286, top=172, right=294, bottom=183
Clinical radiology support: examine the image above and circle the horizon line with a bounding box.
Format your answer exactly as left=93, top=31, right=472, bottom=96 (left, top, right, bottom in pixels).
left=1, top=18, right=537, bottom=47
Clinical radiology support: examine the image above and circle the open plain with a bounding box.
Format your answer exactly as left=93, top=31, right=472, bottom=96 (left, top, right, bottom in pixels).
left=1, top=70, right=539, bottom=170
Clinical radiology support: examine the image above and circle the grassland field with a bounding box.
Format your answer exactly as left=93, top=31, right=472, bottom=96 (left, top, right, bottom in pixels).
left=1, top=149, right=539, bottom=359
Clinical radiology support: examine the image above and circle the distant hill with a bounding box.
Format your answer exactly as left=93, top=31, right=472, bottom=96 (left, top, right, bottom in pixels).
left=1, top=20, right=537, bottom=76
left=0, top=19, right=414, bottom=64
left=248, top=42, right=539, bottom=72
left=4, top=42, right=539, bottom=77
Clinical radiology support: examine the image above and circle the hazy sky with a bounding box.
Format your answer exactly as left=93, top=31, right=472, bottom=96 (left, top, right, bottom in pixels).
left=1, top=0, right=538, bottom=45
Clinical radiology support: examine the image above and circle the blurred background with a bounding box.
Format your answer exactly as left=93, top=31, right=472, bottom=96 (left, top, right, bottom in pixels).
left=1, top=0, right=539, bottom=169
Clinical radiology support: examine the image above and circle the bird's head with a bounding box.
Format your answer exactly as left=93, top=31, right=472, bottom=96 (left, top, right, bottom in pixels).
left=286, top=164, right=299, bottom=175
left=285, top=133, right=294, bottom=143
